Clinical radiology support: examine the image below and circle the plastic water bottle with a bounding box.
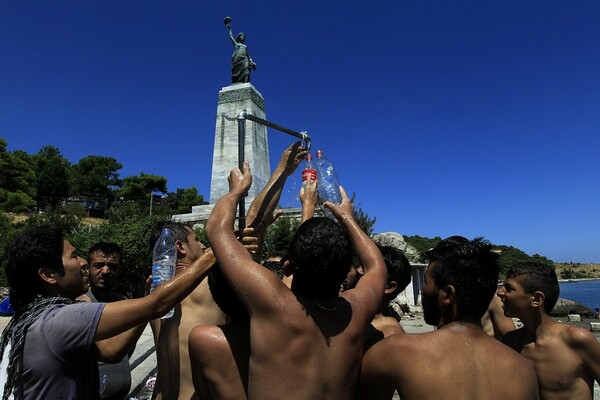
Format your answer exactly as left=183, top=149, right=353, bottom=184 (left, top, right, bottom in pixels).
left=302, top=153, right=317, bottom=186
left=315, top=149, right=342, bottom=205
left=151, top=228, right=176, bottom=319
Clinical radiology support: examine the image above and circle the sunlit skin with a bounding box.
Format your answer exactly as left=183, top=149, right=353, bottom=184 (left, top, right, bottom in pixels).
left=152, top=225, right=225, bottom=400
left=357, top=262, right=538, bottom=400
left=497, top=276, right=600, bottom=400
left=89, top=251, right=121, bottom=291
left=57, top=240, right=90, bottom=299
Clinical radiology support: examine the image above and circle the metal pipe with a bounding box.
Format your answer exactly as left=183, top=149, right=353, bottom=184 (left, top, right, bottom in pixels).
left=235, top=110, right=310, bottom=231
left=237, top=111, right=247, bottom=230
left=242, top=113, right=309, bottom=142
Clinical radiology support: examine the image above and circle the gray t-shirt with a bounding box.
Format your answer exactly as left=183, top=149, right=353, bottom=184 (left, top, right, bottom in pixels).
left=84, top=291, right=131, bottom=400
left=21, top=302, right=105, bottom=399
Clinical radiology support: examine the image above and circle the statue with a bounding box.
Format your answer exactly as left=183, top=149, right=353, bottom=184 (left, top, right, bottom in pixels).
left=224, top=16, right=256, bottom=84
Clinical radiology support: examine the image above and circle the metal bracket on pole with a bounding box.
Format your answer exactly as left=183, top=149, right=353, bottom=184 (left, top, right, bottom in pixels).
left=235, top=110, right=310, bottom=230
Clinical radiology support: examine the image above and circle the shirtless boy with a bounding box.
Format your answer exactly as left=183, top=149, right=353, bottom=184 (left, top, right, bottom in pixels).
left=498, top=261, right=600, bottom=400
left=206, top=162, right=387, bottom=400
left=358, top=236, right=539, bottom=400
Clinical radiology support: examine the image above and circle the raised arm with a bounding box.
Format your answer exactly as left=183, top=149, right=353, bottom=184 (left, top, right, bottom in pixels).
left=93, top=249, right=216, bottom=341
left=206, top=163, right=285, bottom=313
left=325, top=188, right=387, bottom=315
left=300, top=173, right=317, bottom=223
left=486, top=293, right=516, bottom=339
left=226, top=25, right=237, bottom=46
left=245, top=142, right=306, bottom=236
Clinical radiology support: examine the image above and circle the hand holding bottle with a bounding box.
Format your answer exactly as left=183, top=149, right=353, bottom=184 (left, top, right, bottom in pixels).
left=323, top=185, right=354, bottom=223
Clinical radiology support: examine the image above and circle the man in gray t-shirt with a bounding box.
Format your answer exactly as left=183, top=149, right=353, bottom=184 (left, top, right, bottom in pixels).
left=21, top=302, right=104, bottom=399
left=0, top=225, right=218, bottom=399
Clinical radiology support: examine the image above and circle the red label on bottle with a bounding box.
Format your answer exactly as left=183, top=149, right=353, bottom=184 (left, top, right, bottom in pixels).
left=302, top=169, right=317, bottom=182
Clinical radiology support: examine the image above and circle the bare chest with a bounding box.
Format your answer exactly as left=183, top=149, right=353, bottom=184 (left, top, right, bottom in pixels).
left=521, top=340, right=592, bottom=395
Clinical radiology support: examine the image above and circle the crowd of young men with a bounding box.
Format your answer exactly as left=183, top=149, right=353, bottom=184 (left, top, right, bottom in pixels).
left=0, top=142, right=599, bottom=400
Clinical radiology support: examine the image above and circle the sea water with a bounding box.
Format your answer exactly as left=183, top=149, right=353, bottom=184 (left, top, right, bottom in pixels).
left=559, top=279, right=600, bottom=311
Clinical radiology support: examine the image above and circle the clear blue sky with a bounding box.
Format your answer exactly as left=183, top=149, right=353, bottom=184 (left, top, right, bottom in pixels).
left=1, top=1, right=599, bottom=262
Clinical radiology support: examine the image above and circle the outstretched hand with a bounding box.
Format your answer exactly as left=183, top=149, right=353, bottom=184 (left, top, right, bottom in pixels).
left=300, top=174, right=318, bottom=208
left=323, top=186, right=354, bottom=222
left=228, top=162, right=252, bottom=197
left=280, top=141, right=308, bottom=176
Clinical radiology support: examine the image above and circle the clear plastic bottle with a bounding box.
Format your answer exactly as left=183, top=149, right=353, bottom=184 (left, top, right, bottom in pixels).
left=301, top=153, right=317, bottom=186
left=151, top=228, right=176, bottom=319
left=315, top=149, right=342, bottom=205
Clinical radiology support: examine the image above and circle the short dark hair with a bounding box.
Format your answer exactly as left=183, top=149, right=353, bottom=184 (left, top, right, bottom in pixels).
left=425, top=236, right=499, bottom=320
left=288, top=217, right=352, bottom=299
left=88, top=242, right=123, bottom=262
left=208, top=264, right=248, bottom=323
left=4, top=225, right=65, bottom=309
left=505, top=261, right=559, bottom=313
left=150, top=221, right=191, bottom=249
left=377, top=245, right=412, bottom=298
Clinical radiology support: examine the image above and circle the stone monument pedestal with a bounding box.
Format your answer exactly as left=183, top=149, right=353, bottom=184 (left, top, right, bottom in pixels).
left=174, top=82, right=270, bottom=225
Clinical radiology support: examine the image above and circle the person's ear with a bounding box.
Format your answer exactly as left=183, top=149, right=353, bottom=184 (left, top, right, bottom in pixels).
left=384, top=280, right=398, bottom=295
left=283, top=259, right=293, bottom=277
left=38, top=267, right=59, bottom=285
left=440, top=284, right=456, bottom=306
left=531, top=291, right=545, bottom=309
left=175, top=240, right=186, bottom=256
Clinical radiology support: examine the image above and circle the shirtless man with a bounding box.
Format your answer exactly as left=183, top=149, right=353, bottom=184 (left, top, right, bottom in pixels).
left=151, top=222, right=226, bottom=400
left=189, top=142, right=309, bottom=399
left=206, top=162, right=387, bottom=400
left=498, top=261, right=600, bottom=400
left=357, top=236, right=539, bottom=400
left=363, top=245, right=412, bottom=350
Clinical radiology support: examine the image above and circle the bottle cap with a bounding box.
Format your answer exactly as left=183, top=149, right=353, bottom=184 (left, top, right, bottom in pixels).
left=316, top=150, right=324, bottom=158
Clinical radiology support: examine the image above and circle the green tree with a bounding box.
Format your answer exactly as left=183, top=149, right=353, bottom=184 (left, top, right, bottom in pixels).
left=560, top=268, right=576, bottom=280
left=0, top=139, right=37, bottom=209
left=345, top=193, right=376, bottom=236
left=0, top=190, right=37, bottom=213
left=264, top=216, right=301, bottom=257
left=164, top=187, right=207, bottom=214
left=119, top=173, right=167, bottom=201
left=22, top=208, right=83, bottom=235
left=404, top=235, right=443, bottom=263
left=0, top=213, right=18, bottom=286
left=106, top=202, right=146, bottom=224
left=70, top=155, right=122, bottom=198
left=33, top=146, right=71, bottom=209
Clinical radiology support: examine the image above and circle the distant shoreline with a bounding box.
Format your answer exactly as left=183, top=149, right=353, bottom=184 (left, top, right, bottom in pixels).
left=558, top=277, right=600, bottom=283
